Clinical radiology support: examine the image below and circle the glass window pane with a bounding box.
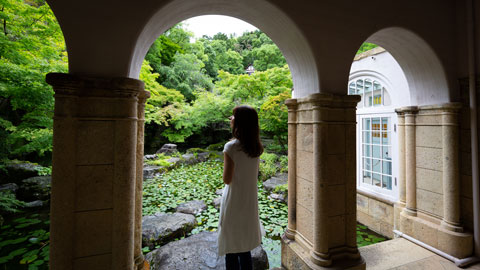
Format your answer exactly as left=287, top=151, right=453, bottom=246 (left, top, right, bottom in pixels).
left=372, top=158, right=381, bottom=173
left=373, top=94, right=382, bottom=106
left=363, top=171, right=372, bottom=184
left=382, top=118, right=389, bottom=131
left=363, top=118, right=371, bottom=131
left=356, top=80, right=364, bottom=94
left=364, top=79, right=372, bottom=92
left=382, top=146, right=391, bottom=159
left=382, top=160, right=392, bottom=175
left=382, top=132, right=390, bottom=145
left=372, top=145, right=381, bottom=158
left=372, top=173, right=381, bottom=187
left=363, top=144, right=371, bottom=157
left=363, top=131, right=371, bottom=143
left=349, top=82, right=356, bottom=95
left=364, top=158, right=371, bottom=172
left=382, top=175, right=392, bottom=190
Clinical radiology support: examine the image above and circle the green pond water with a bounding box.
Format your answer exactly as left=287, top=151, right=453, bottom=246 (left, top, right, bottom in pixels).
left=262, top=223, right=387, bottom=269
left=0, top=210, right=387, bottom=270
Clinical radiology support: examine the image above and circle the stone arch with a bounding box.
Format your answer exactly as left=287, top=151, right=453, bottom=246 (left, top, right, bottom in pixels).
left=128, top=0, right=319, bottom=98
left=364, top=27, right=450, bottom=106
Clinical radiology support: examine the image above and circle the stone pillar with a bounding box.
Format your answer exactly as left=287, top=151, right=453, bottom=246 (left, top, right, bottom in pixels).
left=310, top=96, right=330, bottom=266
left=285, top=99, right=298, bottom=240
left=396, top=110, right=406, bottom=205
left=403, top=107, right=418, bottom=216
left=47, top=73, right=143, bottom=270
left=134, top=90, right=150, bottom=269
left=441, top=104, right=463, bottom=232
left=281, top=93, right=364, bottom=270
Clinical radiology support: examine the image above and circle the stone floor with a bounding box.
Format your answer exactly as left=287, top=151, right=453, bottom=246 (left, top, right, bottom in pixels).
left=359, top=238, right=480, bottom=270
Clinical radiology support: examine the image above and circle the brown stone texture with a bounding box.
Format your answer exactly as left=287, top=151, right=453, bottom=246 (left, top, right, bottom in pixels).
left=356, top=193, right=394, bottom=239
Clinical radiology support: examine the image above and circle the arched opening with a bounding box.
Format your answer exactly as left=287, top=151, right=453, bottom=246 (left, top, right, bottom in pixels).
left=138, top=16, right=294, bottom=268
left=365, top=27, right=451, bottom=106
left=348, top=44, right=410, bottom=241
left=349, top=28, right=474, bottom=267
left=129, top=0, right=319, bottom=99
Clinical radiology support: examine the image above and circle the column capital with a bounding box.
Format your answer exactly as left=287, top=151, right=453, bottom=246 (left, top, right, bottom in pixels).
left=297, top=93, right=361, bottom=108
left=285, top=98, right=298, bottom=110
left=46, top=72, right=145, bottom=98
left=395, top=106, right=419, bottom=115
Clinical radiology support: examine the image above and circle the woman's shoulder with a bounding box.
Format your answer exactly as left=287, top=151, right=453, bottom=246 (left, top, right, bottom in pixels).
left=224, top=139, right=239, bottom=152
left=225, top=139, right=239, bottom=147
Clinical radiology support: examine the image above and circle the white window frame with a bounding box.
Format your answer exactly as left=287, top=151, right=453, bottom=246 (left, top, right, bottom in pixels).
left=349, top=74, right=399, bottom=202
left=356, top=112, right=398, bottom=201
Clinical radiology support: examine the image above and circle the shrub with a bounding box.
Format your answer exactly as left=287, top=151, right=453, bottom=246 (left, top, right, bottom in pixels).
left=259, top=152, right=278, bottom=182
left=279, top=155, right=288, bottom=173
left=0, top=190, right=25, bottom=214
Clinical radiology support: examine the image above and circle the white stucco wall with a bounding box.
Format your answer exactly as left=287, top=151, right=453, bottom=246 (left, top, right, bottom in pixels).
left=349, top=48, right=411, bottom=111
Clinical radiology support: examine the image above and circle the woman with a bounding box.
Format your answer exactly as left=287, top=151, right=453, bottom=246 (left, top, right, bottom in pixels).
left=218, top=105, right=264, bottom=270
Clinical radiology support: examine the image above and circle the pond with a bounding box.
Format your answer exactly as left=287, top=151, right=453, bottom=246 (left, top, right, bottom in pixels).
left=0, top=159, right=388, bottom=269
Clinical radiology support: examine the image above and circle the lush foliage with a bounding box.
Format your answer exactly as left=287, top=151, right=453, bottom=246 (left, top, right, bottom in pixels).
left=0, top=213, right=50, bottom=270
left=0, top=190, right=25, bottom=214
left=357, top=42, right=378, bottom=55
left=0, top=0, right=67, bottom=163
left=142, top=25, right=293, bottom=151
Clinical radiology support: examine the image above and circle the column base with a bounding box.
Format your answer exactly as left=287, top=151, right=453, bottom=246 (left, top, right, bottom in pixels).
left=399, top=211, right=473, bottom=258
left=402, top=207, right=417, bottom=217
left=281, top=235, right=365, bottom=270
left=135, top=254, right=145, bottom=270
left=285, top=228, right=296, bottom=240
left=440, top=220, right=464, bottom=233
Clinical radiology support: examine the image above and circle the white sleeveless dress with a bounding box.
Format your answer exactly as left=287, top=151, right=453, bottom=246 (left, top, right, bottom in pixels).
left=217, top=139, right=263, bottom=256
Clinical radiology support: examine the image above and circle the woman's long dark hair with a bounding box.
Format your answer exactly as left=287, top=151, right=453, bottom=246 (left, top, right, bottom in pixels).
left=232, top=105, right=264, bottom=158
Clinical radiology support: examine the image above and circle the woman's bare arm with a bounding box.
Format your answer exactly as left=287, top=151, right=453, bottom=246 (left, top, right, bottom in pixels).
left=223, top=152, right=234, bottom=185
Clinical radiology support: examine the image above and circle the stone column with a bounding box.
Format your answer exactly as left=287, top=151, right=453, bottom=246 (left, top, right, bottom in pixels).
left=47, top=73, right=143, bottom=270
left=396, top=110, right=406, bottom=205
left=403, top=107, right=418, bottom=216
left=281, top=93, right=364, bottom=270
left=285, top=99, right=298, bottom=240
left=134, top=90, right=150, bottom=269
left=441, top=104, right=463, bottom=232
left=310, top=96, right=330, bottom=267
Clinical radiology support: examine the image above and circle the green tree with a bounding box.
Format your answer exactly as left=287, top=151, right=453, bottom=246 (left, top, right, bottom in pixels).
left=259, top=89, right=291, bottom=153
left=252, top=44, right=286, bottom=71
left=216, top=50, right=244, bottom=75
left=0, top=0, right=67, bottom=161
left=357, top=42, right=378, bottom=54
left=158, top=53, right=213, bottom=101
left=140, top=61, right=184, bottom=126
left=145, top=35, right=183, bottom=74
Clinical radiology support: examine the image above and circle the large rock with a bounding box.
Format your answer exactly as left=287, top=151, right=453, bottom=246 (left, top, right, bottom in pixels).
left=156, top=144, right=178, bottom=155
left=0, top=183, right=19, bottom=193
left=18, top=176, right=51, bottom=201
left=145, top=231, right=269, bottom=270
left=0, top=162, right=42, bottom=185
left=144, top=154, right=157, bottom=160
left=175, top=200, right=207, bottom=216
left=143, top=165, right=163, bottom=180
left=213, top=197, right=222, bottom=209
left=268, top=193, right=287, bottom=203
left=142, top=212, right=196, bottom=249
left=262, top=173, right=288, bottom=192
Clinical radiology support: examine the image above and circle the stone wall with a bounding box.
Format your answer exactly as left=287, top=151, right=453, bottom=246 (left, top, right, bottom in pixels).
left=395, top=103, right=473, bottom=259
left=356, top=192, right=394, bottom=238
left=353, top=97, right=478, bottom=259
left=458, top=77, right=478, bottom=233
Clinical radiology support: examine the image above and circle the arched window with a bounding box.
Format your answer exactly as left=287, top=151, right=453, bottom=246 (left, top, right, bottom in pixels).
left=348, top=77, right=395, bottom=196
left=349, top=78, right=390, bottom=108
